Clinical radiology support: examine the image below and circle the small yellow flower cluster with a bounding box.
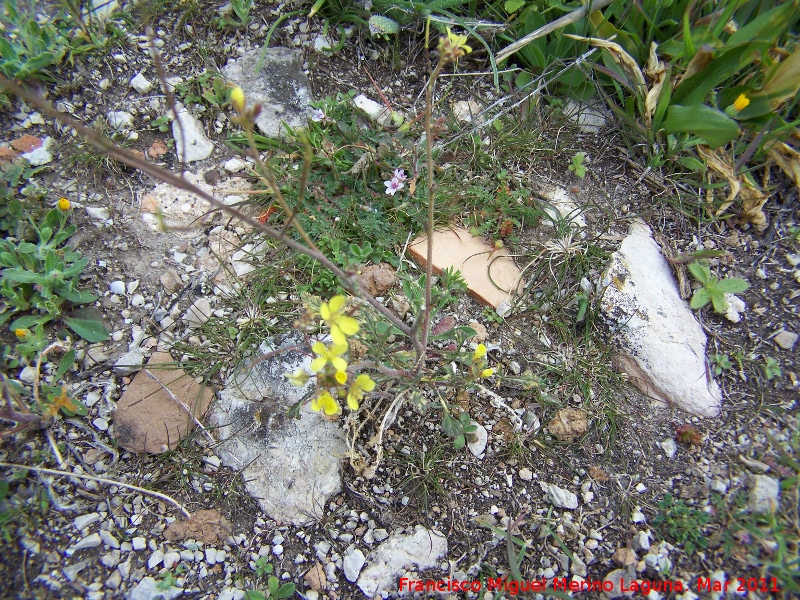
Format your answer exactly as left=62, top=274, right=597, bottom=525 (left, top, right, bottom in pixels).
left=437, top=27, right=472, bottom=64
left=58, top=198, right=71, bottom=211
left=286, top=296, right=376, bottom=417
left=471, top=343, right=495, bottom=379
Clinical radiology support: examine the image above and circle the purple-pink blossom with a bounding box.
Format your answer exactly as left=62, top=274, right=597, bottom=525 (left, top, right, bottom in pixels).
left=384, top=177, right=404, bottom=196
left=393, top=168, right=407, bottom=182
left=311, top=108, right=326, bottom=122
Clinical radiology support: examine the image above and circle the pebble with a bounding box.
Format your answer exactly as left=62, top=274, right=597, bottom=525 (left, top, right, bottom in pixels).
left=585, top=539, right=599, bottom=550
left=273, top=544, right=284, bottom=556
left=148, top=549, right=164, bottom=569
left=632, top=531, right=650, bottom=552
left=540, top=482, right=579, bottom=509
left=518, top=467, right=533, bottom=481
left=343, top=548, right=366, bottom=582
left=109, top=281, right=127, bottom=296
left=63, top=559, right=90, bottom=581
left=180, top=549, right=195, bottom=562
left=223, top=157, right=247, bottom=173
left=659, top=439, right=677, bottom=458
left=774, top=330, right=798, bottom=350
left=131, top=537, right=147, bottom=550
left=101, top=550, right=120, bottom=568
left=70, top=533, right=102, bottom=553
left=130, top=73, right=153, bottom=94
left=99, top=530, right=120, bottom=549
left=74, top=512, right=101, bottom=530
left=635, top=482, right=647, bottom=493
left=92, top=417, right=109, bottom=431
left=105, top=570, right=122, bottom=590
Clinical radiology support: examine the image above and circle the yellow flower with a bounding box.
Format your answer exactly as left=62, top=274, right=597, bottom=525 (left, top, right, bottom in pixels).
left=445, top=27, right=471, bottom=54
left=473, top=343, right=487, bottom=361
left=320, top=295, right=359, bottom=346
left=437, top=27, right=472, bottom=63
left=285, top=368, right=310, bottom=387
left=58, top=198, right=71, bottom=211
left=733, top=93, right=750, bottom=111
left=346, top=373, right=376, bottom=411
left=480, top=368, right=495, bottom=378
left=231, top=86, right=246, bottom=114
left=311, top=390, right=341, bottom=416
left=14, top=328, right=30, bottom=339
left=335, top=370, right=348, bottom=385
left=310, top=340, right=348, bottom=373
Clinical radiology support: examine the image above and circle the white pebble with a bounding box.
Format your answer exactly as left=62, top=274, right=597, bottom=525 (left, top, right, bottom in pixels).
left=635, top=482, right=647, bottom=493
left=148, top=550, right=164, bottom=569
left=131, top=537, right=147, bottom=551
left=110, top=281, right=126, bottom=295
left=74, top=513, right=101, bottom=530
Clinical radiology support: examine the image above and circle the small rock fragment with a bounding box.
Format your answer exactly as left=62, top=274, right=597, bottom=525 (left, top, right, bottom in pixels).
left=540, top=482, right=578, bottom=509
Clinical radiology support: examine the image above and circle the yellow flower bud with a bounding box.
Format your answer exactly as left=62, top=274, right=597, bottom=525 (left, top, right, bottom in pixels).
left=231, top=86, right=246, bottom=114
left=732, top=93, right=750, bottom=111
left=58, top=198, right=71, bottom=211
left=480, top=368, right=495, bottom=378
left=14, top=328, right=29, bottom=339
left=473, top=344, right=487, bottom=361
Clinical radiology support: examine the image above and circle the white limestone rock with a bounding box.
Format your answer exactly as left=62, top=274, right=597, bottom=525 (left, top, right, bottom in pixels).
left=540, top=482, right=579, bottom=509
left=208, top=333, right=347, bottom=525
left=222, top=48, right=313, bottom=138
left=170, top=103, right=214, bottom=162
left=356, top=526, right=447, bottom=597
left=600, top=220, right=722, bottom=417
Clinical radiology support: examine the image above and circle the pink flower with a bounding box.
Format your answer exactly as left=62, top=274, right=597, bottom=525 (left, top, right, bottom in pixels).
left=311, top=108, right=326, bottom=122
left=384, top=177, right=404, bottom=196
left=393, top=168, right=407, bottom=181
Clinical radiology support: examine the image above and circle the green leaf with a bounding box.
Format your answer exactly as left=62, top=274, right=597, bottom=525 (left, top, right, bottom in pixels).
left=505, top=0, right=526, bottom=13
left=738, top=50, right=800, bottom=119
left=54, top=348, right=75, bottom=380
left=243, top=592, right=267, bottom=600
left=275, top=584, right=295, bottom=600
left=661, top=105, right=740, bottom=149
left=368, top=15, right=399, bottom=35
left=728, top=1, right=800, bottom=47
left=10, top=314, right=47, bottom=330
left=62, top=316, right=109, bottom=342
left=671, top=45, right=761, bottom=107
left=2, top=269, right=44, bottom=284
left=709, top=289, right=728, bottom=313
left=713, top=277, right=749, bottom=293
left=690, top=288, right=710, bottom=309
left=454, top=435, right=465, bottom=450
left=687, top=262, right=710, bottom=284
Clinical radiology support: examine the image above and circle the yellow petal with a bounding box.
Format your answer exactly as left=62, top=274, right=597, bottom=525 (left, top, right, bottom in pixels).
left=312, top=341, right=327, bottom=355
left=331, top=357, right=348, bottom=372
left=337, top=315, right=360, bottom=336
left=473, top=344, right=487, bottom=360
left=330, top=327, right=348, bottom=347
left=329, top=295, right=346, bottom=313
left=320, top=301, right=331, bottom=320
left=480, top=368, right=495, bottom=378
left=335, top=370, right=348, bottom=385
left=330, top=342, right=348, bottom=356
left=356, top=374, right=375, bottom=391
left=311, top=357, right=326, bottom=373
left=347, top=392, right=359, bottom=411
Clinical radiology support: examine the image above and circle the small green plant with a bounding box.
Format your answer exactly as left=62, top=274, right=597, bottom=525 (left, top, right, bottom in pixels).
left=568, top=152, right=586, bottom=178
left=157, top=565, right=185, bottom=590
left=231, top=0, right=252, bottom=26
left=152, top=114, right=170, bottom=133
left=688, top=262, right=749, bottom=313
left=710, top=353, right=732, bottom=376
left=245, top=577, right=295, bottom=600
left=763, top=356, right=782, bottom=381
left=0, top=0, right=69, bottom=82
left=442, top=410, right=477, bottom=450
left=173, top=72, right=234, bottom=114
left=253, top=556, right=273, bottom=578
left=0, top=202, right=109, bottom=354
left=653, top=493, right=710, bottom=555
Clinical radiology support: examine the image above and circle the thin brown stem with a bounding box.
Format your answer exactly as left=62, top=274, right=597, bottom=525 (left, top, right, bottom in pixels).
left=420, top=59, right=444, bottom=361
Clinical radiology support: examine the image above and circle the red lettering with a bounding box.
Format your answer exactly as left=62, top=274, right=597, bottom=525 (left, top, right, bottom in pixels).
left=399, top=578, right=409, bottom=591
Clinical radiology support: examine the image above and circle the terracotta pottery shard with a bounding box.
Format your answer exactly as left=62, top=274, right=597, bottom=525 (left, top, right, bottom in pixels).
left=113, top=352, right=214, bottom=454
left=408, top=228, right=524, bottom=309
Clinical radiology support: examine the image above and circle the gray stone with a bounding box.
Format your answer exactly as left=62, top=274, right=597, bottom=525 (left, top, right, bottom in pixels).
left=182, top=298, right=213, bottom=329
left=208, top=333, right=348, bottom=525
left=466, top=421, right=488, bottom=458
left=774, top=330, right=798, bottom=350
left=130, top=73, right=153, bottom=94
left=85, top=206, right=110, bottom=225
left=74, top=512, right=101, bottom=530
left=107, top=111, right=133, bottom=131
left=632, top=531, right=650, bottom=552
left=114, top=349, right=145, bottom=375
left=748, top=474, right=780, bottom=513
left=540, top=482, right=578, bottom=509
left=564, top=99, right=607, bottom=133
left=356, top=526, right=447, bottom=597
left=600, top=220, right=721, bottom=417
left=68, top=533, right=102, bottom=554
left=170, top=103, right=214, bottom=162
left=659, top=438, right=677, bottom=458
left=222, top=48, right=313, bottom=138
left=63, top=559, right=90, bottom=581
left=603, top=567, right=637, bottom=598
left=343, top=548, right=366, bottom=582
left=128, top=577, right=183, bottom=600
